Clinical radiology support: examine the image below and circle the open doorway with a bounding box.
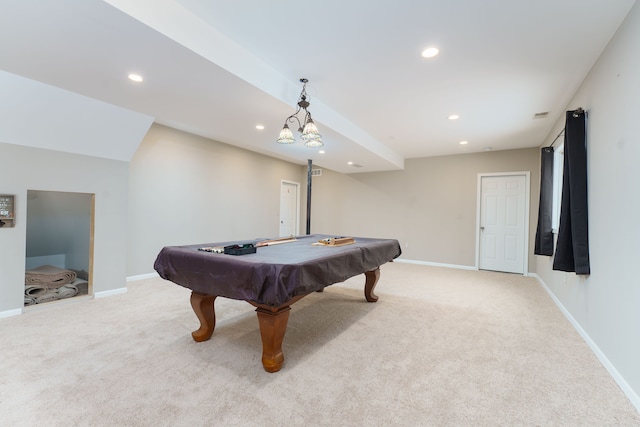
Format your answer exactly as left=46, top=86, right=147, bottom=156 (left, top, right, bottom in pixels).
left=24, top=190, right=94, bottom=306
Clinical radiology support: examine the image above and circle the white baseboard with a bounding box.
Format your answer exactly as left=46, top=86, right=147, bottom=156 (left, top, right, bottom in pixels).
left=94, top=287, right=127, bottom=299
left=0, top=308, right=22, bottom=319
left=394, top=258, right=476, bottom=271
left=4, top=280, right=140, bottom=316
left=3, top=286, right=129, bottom=317
left=531, top=273, right=640, bottom=413
left=126, top=272, right=159, bottom=282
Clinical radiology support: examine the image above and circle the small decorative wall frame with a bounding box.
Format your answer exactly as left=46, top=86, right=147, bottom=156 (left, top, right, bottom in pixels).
left=0, top=194, right=16, bottom=228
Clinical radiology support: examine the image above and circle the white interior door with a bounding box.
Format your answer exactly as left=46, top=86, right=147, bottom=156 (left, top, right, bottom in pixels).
left=478, top=174, right=528, bottom=274
left=279, top=181, right=299, bottom=237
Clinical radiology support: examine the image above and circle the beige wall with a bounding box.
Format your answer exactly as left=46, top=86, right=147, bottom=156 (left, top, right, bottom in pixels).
left=535, top=1, right=640, bottom=407
left=126, top=124, right=306, bottom=276
left=127, top=125, right=539, bottom=274
left=309, top=148, right=539, bottom=270
left=0, top=142, right=129, bottom=314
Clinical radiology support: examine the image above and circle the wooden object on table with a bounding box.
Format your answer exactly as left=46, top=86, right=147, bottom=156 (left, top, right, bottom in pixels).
left=255, top=236, right=297, bottom=247
left=315, top=236, right=355, bottom=246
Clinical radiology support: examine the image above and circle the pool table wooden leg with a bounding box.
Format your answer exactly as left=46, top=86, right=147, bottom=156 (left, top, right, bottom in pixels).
left=364, top=268, right=380, bottom=302
left=190, top=292, right=217, bottom=342
left=255, top=306, right=291, bottom=373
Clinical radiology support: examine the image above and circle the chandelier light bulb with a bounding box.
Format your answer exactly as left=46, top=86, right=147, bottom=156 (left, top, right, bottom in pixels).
left=276, top=123, right=295, bottom=144
left=301, top=120, right=323, bottom=147
left=304, top=138, right=324, bottom=148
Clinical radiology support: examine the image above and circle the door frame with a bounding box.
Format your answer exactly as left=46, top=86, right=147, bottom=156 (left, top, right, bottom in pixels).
left=279, top=180, right=300, bottom=237
left=475, top=171, right=530, bottom=275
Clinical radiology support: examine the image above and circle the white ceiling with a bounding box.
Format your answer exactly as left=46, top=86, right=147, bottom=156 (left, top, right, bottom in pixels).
left=0, top=0, right=636, bottom=173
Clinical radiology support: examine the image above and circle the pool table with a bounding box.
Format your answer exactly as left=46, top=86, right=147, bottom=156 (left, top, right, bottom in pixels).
left=153, top=234, right=401, bottom=372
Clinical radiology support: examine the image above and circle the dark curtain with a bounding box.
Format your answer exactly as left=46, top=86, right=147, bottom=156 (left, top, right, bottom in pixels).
left=534, top=147, right=554, bottom=256
left=553, top=110, right=590, bottom=274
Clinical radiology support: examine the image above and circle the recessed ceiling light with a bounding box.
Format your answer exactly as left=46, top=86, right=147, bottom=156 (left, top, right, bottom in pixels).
left=421, top=47, right=439, bottom=58
left=347, top=161, right=354, bottom=165
left=448, top=114, right=460, bottom=120
left=318, top=150, right=325, bottom=154
left=255, top=124, right=265, bottom=130
left=459, top=140, right=469, bottom=145
left=128, top=73, right=143, bottom=82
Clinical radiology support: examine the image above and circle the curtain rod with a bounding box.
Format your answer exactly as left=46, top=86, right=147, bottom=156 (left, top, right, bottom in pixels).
left=548, top=107, right=585, bottom=148
left=548, top=129, right=564, bottom=148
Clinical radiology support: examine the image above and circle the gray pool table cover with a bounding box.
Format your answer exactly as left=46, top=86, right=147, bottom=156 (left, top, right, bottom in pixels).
left=153, top=234, right=401, bottom=307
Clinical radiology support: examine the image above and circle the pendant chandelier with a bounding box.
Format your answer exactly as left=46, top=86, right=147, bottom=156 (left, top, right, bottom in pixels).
left=277, top=78, right=323, bottom=147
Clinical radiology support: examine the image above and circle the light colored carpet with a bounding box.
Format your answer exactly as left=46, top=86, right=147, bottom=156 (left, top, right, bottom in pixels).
left=1, top=263, right=638, bottom=426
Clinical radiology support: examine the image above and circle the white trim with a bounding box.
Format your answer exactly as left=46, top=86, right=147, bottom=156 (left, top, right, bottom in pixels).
left=23, top=295, right=91, bottom=312
left=531, top=273, right=640, bottom=413
left=94, top=287, right=127, bottom=298
left=5, top=286, right=129, bottom=316
left=475, top=171, right=530, bottom=275
left=127, top=272, right=159, bottom=282
left=394, top=258, right=476, bottom=271
left=0, top=308, right=23, bottom=319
